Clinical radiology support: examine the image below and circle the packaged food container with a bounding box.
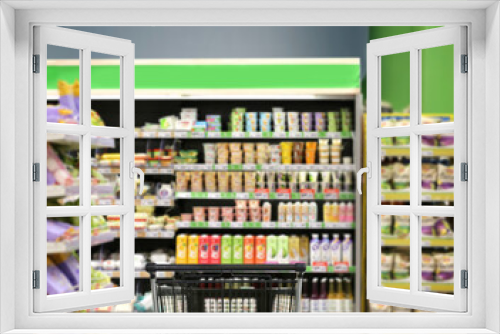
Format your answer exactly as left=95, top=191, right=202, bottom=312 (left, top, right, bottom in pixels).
left=159, top=156, right=172, bottom=166
left=259, top=112, right=272, bottom=132
left=287, top=112, right=300, bottom=132
left=180, top=150, right=198, bottom=158
left=314, top=112, right=326, bottom=131
left=208, top=207, right=220, bottom=222
left=236, top=208, right=247, bottom=222
left=181, top=213, right=193, bottom=222
left=193, top=207, right=206, bottom=222
left=301, top=112, right=313, bottom=132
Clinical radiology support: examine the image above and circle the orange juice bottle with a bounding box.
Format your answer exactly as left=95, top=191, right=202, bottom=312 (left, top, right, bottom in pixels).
left=244, top=235, right=255, bottom=264
left=188, top=234, right=199, bottom=264
left=176, top=234, right=188, bottom=264
left=255, top=235, right=266, bottom=264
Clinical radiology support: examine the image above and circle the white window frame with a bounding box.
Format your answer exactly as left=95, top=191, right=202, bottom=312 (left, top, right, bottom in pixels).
left=33, top=26, right=136, bottom=312
left=2, top=2, right=498, bottom=333
left=366, top=26, right=467, bottom=312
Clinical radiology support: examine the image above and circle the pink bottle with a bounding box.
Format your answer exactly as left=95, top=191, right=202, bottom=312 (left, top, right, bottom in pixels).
left=339, top=203, right=346, bottom=223
left=346, top=202, right=354, bottom=223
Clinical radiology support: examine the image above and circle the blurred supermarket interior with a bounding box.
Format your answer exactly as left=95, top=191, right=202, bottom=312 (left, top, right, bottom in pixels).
left=45, top=26, right=455, bottom=313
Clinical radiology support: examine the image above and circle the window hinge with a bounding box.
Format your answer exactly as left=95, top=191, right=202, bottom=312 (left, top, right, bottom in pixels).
left=461, top=270, right=468, bottom=289
left=33, top=270, right=40, bottom=289
left=33, top=163, right=40, bottom=182
left=461, top=54, right=468, bottom=73
left=461, top=162, right=468, bottom=181
left=33, top=54, right=40, bottom=73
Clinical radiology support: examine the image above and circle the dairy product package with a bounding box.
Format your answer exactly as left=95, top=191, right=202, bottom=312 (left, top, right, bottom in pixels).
left=341, top=234, right=353, bottom=266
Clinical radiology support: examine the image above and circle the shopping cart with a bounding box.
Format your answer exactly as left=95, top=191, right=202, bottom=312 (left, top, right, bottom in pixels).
left=146, top=263, right=306, bottom=313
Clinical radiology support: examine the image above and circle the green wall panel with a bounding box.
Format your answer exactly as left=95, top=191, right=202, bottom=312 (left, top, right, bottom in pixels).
left=47, top=64, right=360, bottom=90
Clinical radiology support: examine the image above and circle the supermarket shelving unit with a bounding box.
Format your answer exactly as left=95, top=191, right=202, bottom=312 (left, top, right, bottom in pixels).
left=48, top=58, right=363, bottom=312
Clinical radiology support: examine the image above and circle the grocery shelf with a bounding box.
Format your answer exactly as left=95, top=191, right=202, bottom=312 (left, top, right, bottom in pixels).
left=95, top=166, right=174, bottom=175
left=175, top=191, right=356, bottom=201
left=92, top=198, right=174, bottom=207
left=135, top=130, right=355, bottom=140
left=174, top=163, right=356, bottom=172
left=47, top=231, right=115, bottom=254
left=382, top=281, right=454, bottom=292
left=110, top=229, right=175, bottom=239
left=98, top=270, right=174, bottom=279
left=381, top=237, right=454, bottom=247
left=381, top=145, right=454, bottom=157
left=381, top=190, right=454, bottom=202
left=306, top=265, right=356, bottom=274
left=176, top=221, right=355, bottom=230
left=48, top=133, right=115, bottom=149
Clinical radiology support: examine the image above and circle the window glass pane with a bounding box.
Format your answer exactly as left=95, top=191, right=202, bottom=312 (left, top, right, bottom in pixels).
left=47, top=45, right=81, bottom=125
left=92, top=136, right=121, bottom=205
left=421, top=45, right=454, bottom=124
left=91, top=215, right=121, bottom=291
left=47, top=133, right=80, bottom=206
left=91, top=52, right=120, bottom=127
left=380, top=51, right=410, bottom=127
left=421, top=134, right=454, bottom=205
left=380, top=137, right=410, bottom=205
left=421, top=216, right=454, bottom=295
left=47, top=216, right=81, bottom=295
left=380, top=215, right=410, bottom=291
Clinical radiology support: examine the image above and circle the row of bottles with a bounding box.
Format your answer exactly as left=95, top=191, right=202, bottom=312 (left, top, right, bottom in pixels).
left=301, top=277, right=354, bottom=312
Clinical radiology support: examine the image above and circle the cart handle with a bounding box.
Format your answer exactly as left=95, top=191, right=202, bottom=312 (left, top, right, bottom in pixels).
left=146, top=263, right=307, bottom=277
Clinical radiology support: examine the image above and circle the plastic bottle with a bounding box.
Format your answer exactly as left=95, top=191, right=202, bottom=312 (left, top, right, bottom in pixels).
left=346, top=202, right=354, bottom=224
left=278, top=203, right=286, bottom=223
left=321, top=233, right=330, bottom=264
left=339, top=203, right=346, bottom=223
left=262, top=202, right=272, bottom=223
left=309, top=233, right=321, bottom=265
left=310, top=277, right=320, bottom=312
left=328, top=278, right=335, bottom=312
left=300, top=278, right=309, bottom=312
left=343, top=277, right=354, bottom=312
left=309, top=202, right=317, bottom=224
left=294, top=202, right=302, bottom=223
left=286, top=202, right=294, bottom=224
left=323, top=203, right=331, bottom=223
left=332, top=203, right=339, bottom=223
left=301, top=202, right=309, bottom=223
left=330, top=233, right=342, bottom=265
left=334, top=277, right=344, bottom=312
left=342, top=233, right=353, bottom=267
left=319, top=277, right=328, bottom=312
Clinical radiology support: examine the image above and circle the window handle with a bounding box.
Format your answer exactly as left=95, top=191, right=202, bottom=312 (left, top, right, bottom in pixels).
left=357, top=162, right=372, bottom=195
left=130, top=162, right=145, bottom=195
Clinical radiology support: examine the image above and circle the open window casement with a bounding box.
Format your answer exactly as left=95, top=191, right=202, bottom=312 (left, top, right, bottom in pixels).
left=33, top=26, right=137, bottom=312
left=364, top=26, right=467, bottom=312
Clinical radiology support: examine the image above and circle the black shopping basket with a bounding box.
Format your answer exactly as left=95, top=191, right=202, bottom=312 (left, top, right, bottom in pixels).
left=146, top=263, right=306, bottom=313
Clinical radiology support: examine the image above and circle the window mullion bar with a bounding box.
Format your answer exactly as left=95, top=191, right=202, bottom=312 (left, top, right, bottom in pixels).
left=81, top=48, right=92, bottom=294
left=409, top=47, right=420, bottom=295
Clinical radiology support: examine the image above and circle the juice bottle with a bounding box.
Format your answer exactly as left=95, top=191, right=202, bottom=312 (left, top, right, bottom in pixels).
left=309, top=233, right=321, bottom=266
left=176, top=233, right=188, bottom=264
left=301, top=202, right=309, bottom=223
left=288, top=235, right=300, bottom=263
left=320, top=233, right=330, bottom=264
left=244, top=235, right=255, bottom=264
left=346, top=202, right=354, bottom=224
left=339, top=203, right=346, bottom=223
left=323, top=203, right=331, bottom=223
left=309, top=202, right=317, bottom=224
left=221, top=234, right=233, bottom=264
left=301, top=278, right=310, bottom=312
left=188, top=234, right=199, bottom=264
left=286, top=202, right=293, bottom=224
left=266, top=234, right=278, bottom=263
left=342, top=233, right=353, bottom=267
left=232, top=235, right=244, bottom=264
left=343, top=277, right=354, bottom=312
left=210, top=234, right=221, bottom=264
left=262, top=202, right=272, bottom=223
left=278, top=234, right=289, bottom=264
left=310, top=277, right=320, bottom=312
left=332, top=203, right=339, bottom=223
left=198, top=234, right=210, bottom=264
left=255, top=235, right=266, bottom=264
left=278, top=203, right=286, bottom=223
left=330, top=233, right=342, bottom=265
left=328, top=278, right=335, bottom=312
left=294, top=202, right=302, bottom=223
left=334, top=277, right=344, bottom=312
left=299, top=235, right=309, bottom=263
left=319, top=277, right=328, bottom=312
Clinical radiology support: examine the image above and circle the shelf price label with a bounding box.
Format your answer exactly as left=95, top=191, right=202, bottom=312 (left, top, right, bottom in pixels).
left=254, top=189, right=270, bottom=200
left=232, top=132, right=245, bottom=138
left=157, top=131, right=173, bottom=138
left=278, top=222, right=291, bottom=228
left=208, top=221, right=222, bottom=228
left=176, top=221, right=190, bottom=228
left=236, top=193, right=249, bottom=199
left=141, top=199, right=156, bottom=206
left=311, top=264, right=328, bottom=272
left=274, top=132, right=287, bottom=138
left=208, top=192, right=222, bottom=199
left=191, top=132, right=205, bottom=138
left=161, top=231, right=175, bottom=238
left=141, top=131, right=156, bottom=138
left=243, top=164, right=256, bottom=170
left=221, top=192, right=236, bottom=199
left=309, top=222, right=323, bottom=229
left=262, top=222, right=276, bottom=228
left=276, top=189, right=291, bottom=200
left=333, top=262, right=350, bottom=273
left=304, top=132, right=318, bottom=138
left=324, top=189, right=340, bottom=200
left=158, top=168, right=173, bottom=174
left=231, top=222, right=243, bottom=228
left=327, top=132, right=341, bottom=139
left=215, top=164, right=228, bottom=171
left=207, top=132, right=221, bottom=138
left=174, top=132, right=188, bottom=138
left=300, top=189, right=315, bottom=200
left=145, top=231, right=160, bottom=238
left=249, top=132, right=262, bottom=138
left=175, top=192, right=191, bottom=199
left=293, top=222, right=306, bottom=228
